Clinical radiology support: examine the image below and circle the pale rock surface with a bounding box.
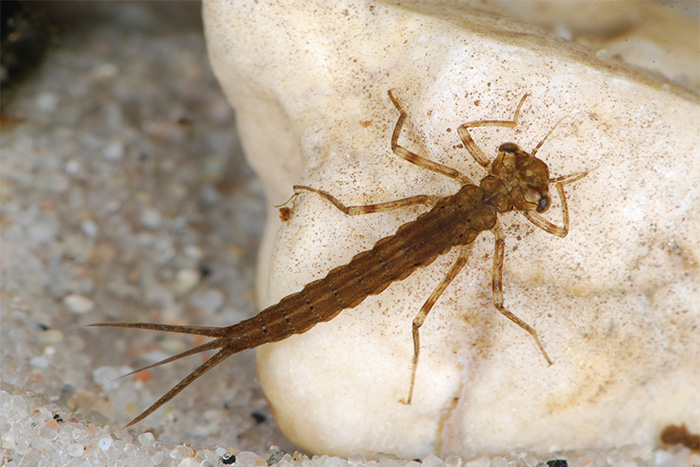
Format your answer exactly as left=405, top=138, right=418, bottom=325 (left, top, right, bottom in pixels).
left=203, top=0, right=700, bottom=459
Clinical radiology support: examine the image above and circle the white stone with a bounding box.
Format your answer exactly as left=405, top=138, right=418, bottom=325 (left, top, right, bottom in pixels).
left=138, top=432, right=155, bottom=447
left=173, top=268, right=200, bottom=295
left=63, top=294, right=95, bottom=314
left=203, top=0, right=700, bottom=460
left=98, top=436, right=113, bottom=451
left=151, top=452, right=165, bottom=465
left=67, top=442, right=84, bottom=457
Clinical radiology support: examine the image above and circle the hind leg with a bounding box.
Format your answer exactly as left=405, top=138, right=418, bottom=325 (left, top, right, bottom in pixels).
left=293, top=185, right=440, bottom=215
left=403, top=244, right=473, bottom=404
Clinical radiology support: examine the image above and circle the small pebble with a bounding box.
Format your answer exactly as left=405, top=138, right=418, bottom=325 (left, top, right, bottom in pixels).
left=65, top=159, right=82, bottom=176
left=463, top=456, right=490, bottom=467
left=28, top=217, right=60, bottom=244
left=71, top=428, right=88, bottom=442
left=63, top=294, right=95, bottom=314
left=98, top=436, right=113, bottom=451
left=421, top=455, right=445, bottom=467
left=35, top=92, right=59, bottom=113
left=235, top=452, right=260, bottom=465
left=174, top=268, right=200, bottom=295
left=177, top=459, right=198, bottom=467
left=138, top=432, right=155, bottom=447
left=36, top=329, right=65, bottom=345
left=102, top=141, right=125, bottom=161
left=183, top=244, right=203, bottom=260
left=81, top=219, right=98, bottom=238
left=67, top=443, right=84, bottom=457
left=140, top=207, right=162, bottom=229
left=152, top=452, right=165, bottom=465
left=30, top=356, right=50, bottom=369
left=170, top=444, right=195, bottom=460
left=348, top=453, right=366, bottom=465
left=189, top=288, right=224, bottom=312
left=214, top=447, right=227, bottom=457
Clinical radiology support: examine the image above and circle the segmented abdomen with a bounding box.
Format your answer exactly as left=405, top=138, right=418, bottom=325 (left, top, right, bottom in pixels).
left=230, top=185, right=488, bottom=349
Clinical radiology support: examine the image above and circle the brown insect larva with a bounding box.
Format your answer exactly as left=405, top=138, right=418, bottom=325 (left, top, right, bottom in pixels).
left=92, top=89, right=586, bottom=426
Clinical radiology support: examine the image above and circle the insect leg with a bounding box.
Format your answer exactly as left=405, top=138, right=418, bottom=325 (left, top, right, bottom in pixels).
left=402, top=244, right=473, bottom=404
left=388, top=90, right=472, bottom=185
left=522, top=171, right=587, bottom=237
left=491, top=220, right=553, bottom=365
left=457, top=94, right=530, bottom=168
left=294, top=185, right=440, bottom=215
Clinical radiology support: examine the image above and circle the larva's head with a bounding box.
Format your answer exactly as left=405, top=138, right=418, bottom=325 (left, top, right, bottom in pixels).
left=490, top=142, right=551, bottom=213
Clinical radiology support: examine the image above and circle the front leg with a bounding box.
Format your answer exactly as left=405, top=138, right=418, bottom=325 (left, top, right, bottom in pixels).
left=522, top=172, right=587, bottom=237
left=457, top=94, right=530, bottom=168
left=388, top=90, right=472, bottom=185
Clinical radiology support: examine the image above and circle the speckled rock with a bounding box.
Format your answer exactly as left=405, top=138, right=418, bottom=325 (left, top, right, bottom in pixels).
left=203, top=0, right=700, bottom=459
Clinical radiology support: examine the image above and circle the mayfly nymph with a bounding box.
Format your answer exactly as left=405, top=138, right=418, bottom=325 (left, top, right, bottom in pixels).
left=92, top=90, right=586, bottom=426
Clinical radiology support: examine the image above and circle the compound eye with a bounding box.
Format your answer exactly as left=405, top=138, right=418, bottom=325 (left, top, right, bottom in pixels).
left=536, top=195, right=551, bottom=213
left=498, top=142, right=520, bottom=153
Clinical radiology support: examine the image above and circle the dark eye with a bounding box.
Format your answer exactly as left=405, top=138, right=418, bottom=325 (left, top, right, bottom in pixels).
left=536, top=195, right=550, bottom=213
left=498, top=142, right=520, bottom=153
